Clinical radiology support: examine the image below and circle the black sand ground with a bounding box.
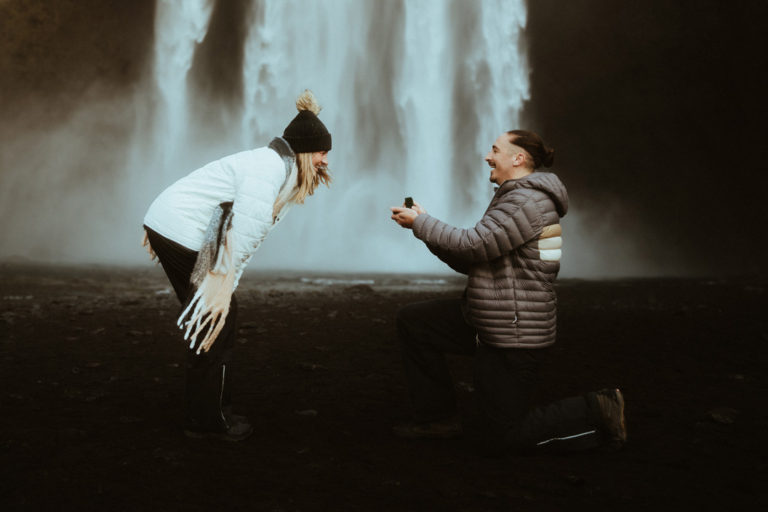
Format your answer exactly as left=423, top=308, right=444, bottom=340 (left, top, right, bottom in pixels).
left=1, top=265, right=766, bottom=511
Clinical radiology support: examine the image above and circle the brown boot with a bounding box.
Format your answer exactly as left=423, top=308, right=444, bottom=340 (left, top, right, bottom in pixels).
left=594, top=388, right=627, bottom=449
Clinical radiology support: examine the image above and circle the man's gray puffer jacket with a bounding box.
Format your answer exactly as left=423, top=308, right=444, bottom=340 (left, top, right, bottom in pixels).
left=412, top=171, right=568, bottom=349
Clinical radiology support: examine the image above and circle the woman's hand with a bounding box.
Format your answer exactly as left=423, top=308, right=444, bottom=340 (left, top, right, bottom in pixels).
left=178, top=270, right=235, bottom=354
left=142, top=230, right=157, bottom=261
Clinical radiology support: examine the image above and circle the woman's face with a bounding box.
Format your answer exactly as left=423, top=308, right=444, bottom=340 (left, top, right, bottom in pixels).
left=311, top=150, right=329, bottom=170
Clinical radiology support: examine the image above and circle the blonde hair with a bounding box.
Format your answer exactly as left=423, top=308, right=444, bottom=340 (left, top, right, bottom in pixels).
left=294, top=152, right=331, bottom=204
left=296, top=89, right=321, bottom=115
left=271, top=90, right=331, bottom=219
left=271, top=153, right=332, bottom=220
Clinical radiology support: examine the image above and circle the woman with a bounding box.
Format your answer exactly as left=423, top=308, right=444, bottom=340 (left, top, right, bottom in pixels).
left=142, top=90, right=332, bottom=441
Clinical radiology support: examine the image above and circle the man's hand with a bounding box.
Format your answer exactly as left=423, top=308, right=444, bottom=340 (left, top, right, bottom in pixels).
left=390, top=201, right=426, bottom=229
left=410, top=201, right=427, bottom=215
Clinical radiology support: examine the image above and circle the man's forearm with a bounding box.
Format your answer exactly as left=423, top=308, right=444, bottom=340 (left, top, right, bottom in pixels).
left=425, top=242, right=470, bottom=274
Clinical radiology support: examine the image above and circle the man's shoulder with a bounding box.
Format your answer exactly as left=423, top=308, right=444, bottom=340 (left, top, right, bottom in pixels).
left=490, top=186, right=558, bottom=222
left=496, top=186, right=540, bottom=205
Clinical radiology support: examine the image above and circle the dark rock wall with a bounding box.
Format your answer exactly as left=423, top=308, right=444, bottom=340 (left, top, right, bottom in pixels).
left=524, top=0, right=768, bottom=274
left=0, top=0, right=155, bottom=119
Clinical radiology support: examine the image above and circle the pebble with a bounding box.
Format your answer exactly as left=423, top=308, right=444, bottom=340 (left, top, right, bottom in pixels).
left=707, top=407, right=738, bottom=424
left=85, top=390, right=108, bottom=402
left=298, top=362, right=328, bottom=371
left=62, top=428, right=88, bottom=439
left=564, top=474, right=585, bottom=485
left=152, top=447, right=181, bottom=464
left=119, top=416, right=143, bottom=423
left=456, top=381, right=475, bottom=393
left=346, top=284, right=375, bottom=295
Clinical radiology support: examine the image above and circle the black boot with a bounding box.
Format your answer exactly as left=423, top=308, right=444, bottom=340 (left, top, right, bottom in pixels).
left=183, top=363, right=252, bottom=442
left=221, top=361, right=248, bottom=424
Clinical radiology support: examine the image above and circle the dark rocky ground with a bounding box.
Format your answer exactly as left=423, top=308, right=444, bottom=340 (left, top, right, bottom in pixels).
left=1, top=264, right=766, bottom=511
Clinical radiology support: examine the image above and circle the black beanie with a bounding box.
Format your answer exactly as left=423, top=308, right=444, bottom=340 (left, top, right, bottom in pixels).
left=283, top=110, right=332, bottom=153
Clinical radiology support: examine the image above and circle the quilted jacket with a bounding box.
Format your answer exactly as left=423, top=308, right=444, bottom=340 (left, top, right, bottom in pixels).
left=144, top=137, right=297, bottom=289
left=412, top=171, right=569, bottom=348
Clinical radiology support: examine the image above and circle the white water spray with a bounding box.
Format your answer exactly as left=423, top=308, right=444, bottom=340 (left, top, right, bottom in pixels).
left=0, top=0, right=534, bottom=274
left=152, top=0, right=214, bottom=171
left=198, top=0, right=530, bottom=272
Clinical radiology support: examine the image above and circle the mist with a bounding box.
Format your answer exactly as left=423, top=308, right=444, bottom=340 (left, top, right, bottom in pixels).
left=4, top=0, right=757, bottom=278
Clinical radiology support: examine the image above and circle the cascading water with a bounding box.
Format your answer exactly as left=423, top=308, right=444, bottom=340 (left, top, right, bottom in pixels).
left=146, top=0, right=529, bottom=273
left=0, top=0, right=529, bottom=272
left=152, top=0, right=214, bottom=173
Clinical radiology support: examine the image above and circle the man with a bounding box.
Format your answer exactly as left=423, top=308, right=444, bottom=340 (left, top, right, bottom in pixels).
left=143, top=90, right=331, bottom=441
left=389, top=130, right=626, bottom=454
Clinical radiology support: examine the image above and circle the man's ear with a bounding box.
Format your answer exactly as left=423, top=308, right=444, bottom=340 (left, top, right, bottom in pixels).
left=513, top=152, right=525, bottom=166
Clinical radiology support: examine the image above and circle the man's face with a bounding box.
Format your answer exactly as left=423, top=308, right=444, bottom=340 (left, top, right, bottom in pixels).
left=312, top=150, right=329, bottom=170
left=484, top=133, right=521, bottom=185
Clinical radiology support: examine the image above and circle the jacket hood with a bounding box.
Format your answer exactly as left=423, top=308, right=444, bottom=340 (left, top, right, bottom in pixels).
left=499, top=171, right=569, bottom=217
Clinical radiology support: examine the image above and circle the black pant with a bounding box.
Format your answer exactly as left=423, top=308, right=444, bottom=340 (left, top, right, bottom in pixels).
left=397, top=298, right=602, bottom=453
left=145, top=227, right=238, bottom=430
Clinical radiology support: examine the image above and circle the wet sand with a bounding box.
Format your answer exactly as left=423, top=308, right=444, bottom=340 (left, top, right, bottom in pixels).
left=1, top=264, right=766, bottom=510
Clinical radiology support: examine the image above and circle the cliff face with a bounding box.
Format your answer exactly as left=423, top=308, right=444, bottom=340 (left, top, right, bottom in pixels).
left=0, top=0, right=154, bottom=115
left=524, top=0, right=768, bottom=274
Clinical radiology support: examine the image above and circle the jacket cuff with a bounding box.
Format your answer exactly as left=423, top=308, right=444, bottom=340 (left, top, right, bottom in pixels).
left=411, top=213, right=432, bottom=240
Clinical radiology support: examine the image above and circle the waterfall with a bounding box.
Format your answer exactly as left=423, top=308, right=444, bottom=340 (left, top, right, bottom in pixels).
left=149, top=0, right=529, bottom=273
left=152, top=0, right=214, bottom=171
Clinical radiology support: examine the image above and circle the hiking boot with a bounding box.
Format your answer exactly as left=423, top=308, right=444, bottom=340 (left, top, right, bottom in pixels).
left=222, top=406, right=248, bottom=425
left=593, top=388, right=627, bottom=449
left=392, top=417, right=463, bottom=440
left=184, top=416, right=253, bottom=442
